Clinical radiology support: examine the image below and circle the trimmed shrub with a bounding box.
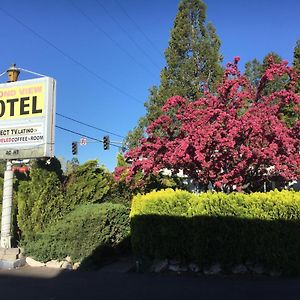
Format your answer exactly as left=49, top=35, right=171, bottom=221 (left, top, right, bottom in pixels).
left=130, top=189, right=300, bottom=274
left=23, top=202, right=130, bottom=263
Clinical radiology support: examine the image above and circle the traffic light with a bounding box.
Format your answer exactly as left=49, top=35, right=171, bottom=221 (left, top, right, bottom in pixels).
left=72, top=142, right=78, bottom=155
left=103, top=135, right=110, bottom=150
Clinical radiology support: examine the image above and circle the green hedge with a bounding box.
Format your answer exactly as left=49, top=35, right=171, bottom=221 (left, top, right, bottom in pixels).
left=130, top=189, right=300, bottom=274
left=0, top=177, right=3, bottom=203
left=24, top=202, right=130, bottom=263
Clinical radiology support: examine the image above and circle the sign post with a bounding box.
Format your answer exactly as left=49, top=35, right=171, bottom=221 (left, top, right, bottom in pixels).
left=0, top=65, right=56, bottom=249
left=0, top=160, right=13, bottom=248
left=0, top=65, right=19, bottom=248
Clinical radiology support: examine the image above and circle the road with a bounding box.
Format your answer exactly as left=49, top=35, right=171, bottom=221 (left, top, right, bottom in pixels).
left=0, top=266, right=300, bottom=300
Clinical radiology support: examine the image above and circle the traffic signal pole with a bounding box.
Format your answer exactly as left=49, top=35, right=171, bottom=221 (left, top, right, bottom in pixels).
left=0, top=65, right=20, bottom=248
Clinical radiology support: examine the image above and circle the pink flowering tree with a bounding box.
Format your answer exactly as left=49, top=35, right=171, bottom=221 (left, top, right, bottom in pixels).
left=119, top=57, right=300, bottom=192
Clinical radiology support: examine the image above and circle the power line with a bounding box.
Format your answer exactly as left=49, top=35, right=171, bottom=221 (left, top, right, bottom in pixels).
left=56, top=125, right=123, bottom=149
left=114, top=0, right=164, bottom=58
left=96, top=0, right=161, bottom=68
left=0, top=6, right=143, bottom=105
left=56, top=113, right=125, bottom=139
left=70, top=1, right=157, bottom=79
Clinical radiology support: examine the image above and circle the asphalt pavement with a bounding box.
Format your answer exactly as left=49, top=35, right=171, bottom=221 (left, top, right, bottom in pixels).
left=1, top=265, right=300, bottom=300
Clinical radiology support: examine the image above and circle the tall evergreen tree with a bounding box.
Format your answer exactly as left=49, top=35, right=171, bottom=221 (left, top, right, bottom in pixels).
left=261, top=52, right=285, bottom=96
left=126, top=0, right=223, bottom=148
left=244, top=58, right=262, bottom=88
left=293, top=40, right=300, bottom=93
left=245, top=52, right=283, bottom=95
left=245, top=52, right=298, bottom=127
left=245, top=53, right=282, bottom=79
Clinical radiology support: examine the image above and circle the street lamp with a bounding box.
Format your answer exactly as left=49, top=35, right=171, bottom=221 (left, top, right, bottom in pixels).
left=7, top=64, right=20, bottom=82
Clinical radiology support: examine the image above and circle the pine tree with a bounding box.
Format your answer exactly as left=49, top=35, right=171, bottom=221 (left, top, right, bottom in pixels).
left=245, top=52, right=299, bottom=127
left=261, top=52, right=284, bottom=96
left=245, top=58, right=262, bottom=88
left=126, top=0, right=223, bottom=148
left=293, top=40, right=300, bottom=93
left=245, top=52, right=283, bottom=95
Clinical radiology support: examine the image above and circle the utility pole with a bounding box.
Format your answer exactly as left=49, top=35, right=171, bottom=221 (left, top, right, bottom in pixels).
left=0, top=64, right=20, bottom=248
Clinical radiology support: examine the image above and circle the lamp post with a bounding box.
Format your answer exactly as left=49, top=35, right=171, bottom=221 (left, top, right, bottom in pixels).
left=7, top=64, right=20, bottom=82
left=0, top=64, right=20, bottom=248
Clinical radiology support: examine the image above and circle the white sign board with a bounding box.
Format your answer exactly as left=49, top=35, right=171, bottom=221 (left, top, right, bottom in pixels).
left=0, top=77, right=56, bottom=159
left=80, top=137, right=87, bottom=145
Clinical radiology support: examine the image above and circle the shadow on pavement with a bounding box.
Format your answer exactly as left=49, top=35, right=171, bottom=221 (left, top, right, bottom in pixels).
left=1, top=266, right=300, bottom=300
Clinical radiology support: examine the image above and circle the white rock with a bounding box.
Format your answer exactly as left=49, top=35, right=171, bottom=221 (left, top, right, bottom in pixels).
left=153, top=259, right=168, bottom=273
left=249, top=264, right=264, bottom=275
left=188, top=263, right=200, bottom=273
left=46, top=260, right=63, bottom=269
left=65, top=256, right=72, bottom=263
left=203, top=263, right=222, bottom=275
left=61, top=261, right=73, bottom=270
left=169, top=259, right=181, bottom=265
left=232, top=264, right=248, bottom=274
left=270, top=270, right=281, bottom=277
left=245, top=260, right=254, bottom=268
left=73, top=262, right=80, bottom=270
left=26, top=257, right=45, bottom=267
left=168, top=264, right=188, bottom=272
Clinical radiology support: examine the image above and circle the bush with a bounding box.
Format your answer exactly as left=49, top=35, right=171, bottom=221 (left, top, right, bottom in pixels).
left=0, top=177, right=3, bottom=204
left=24, top=202, right=130, bottom=263
left=17, top=166, right=65, bottom=238
left=64, top=160, right=111, bottom=210
left=130, top=189, right=300, bottom=274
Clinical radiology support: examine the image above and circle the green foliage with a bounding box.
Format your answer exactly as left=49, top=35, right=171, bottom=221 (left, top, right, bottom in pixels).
left=0, top=177, right=3, bottom=204
left=108, top=154, right=134, bottom=205
left=34, top=157, right=63, bottom=179
left=111, top=153, right=186, bottom=206
left=64, top=157, right=80, bottom=175
left=293, top=40, right=300, bottom=93
left=131, top=189, right=196, bottom=218
left=138, top=173, right=187, bottom=194
left=0, top=160, right=5, bottom=177
left=244, top=58, right=262, bottom=87
left=131, top=189, right=300, bottom=274
left=116, top=153, right=128, bottom=167
left=64, top=160, right=111, bottom=210
left=245, top=52, right=299, bottom=127
left=23, top=203, right=130, bottom=263
left=245, top=52, right=283, bottom=93
left=126, top=0, right=223, bottom=148
left=15, top=158, right=131, bottom=266
left=103, top=179, right=133, bottom=207
left=17, top=158, right=65, bottom=238
left=261, top=52, right=289, bottom=95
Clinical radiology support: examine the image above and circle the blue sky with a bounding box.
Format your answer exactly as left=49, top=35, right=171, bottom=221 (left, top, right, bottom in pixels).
left=0, top=0, right=299, bottom=170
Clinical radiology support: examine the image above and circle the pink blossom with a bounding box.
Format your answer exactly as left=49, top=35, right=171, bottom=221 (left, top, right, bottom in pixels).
left=120, top=57, right=300, bottom=191
left=234, top=56, right=240, bottom=63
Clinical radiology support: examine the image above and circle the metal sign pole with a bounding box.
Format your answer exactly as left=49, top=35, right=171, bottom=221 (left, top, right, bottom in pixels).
left=0, top=161, right=13, bottom=248
left=0, top=64, right=20, bottom=249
